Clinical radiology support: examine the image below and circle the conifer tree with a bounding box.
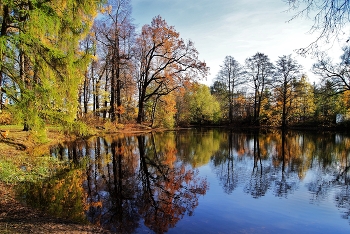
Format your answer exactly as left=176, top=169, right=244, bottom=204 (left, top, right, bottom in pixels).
left=0, top=0, right=103, bottom=136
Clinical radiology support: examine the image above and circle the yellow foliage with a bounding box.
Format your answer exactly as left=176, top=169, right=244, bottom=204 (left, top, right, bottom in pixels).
left=0, top=111, right=13, bottom=124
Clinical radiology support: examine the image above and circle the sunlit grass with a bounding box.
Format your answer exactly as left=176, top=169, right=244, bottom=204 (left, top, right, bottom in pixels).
left=0, top=154, right=68, bottom=184
left=0, top=124, right=23, bottom=130
left=0, top=124, right=70, bottom=184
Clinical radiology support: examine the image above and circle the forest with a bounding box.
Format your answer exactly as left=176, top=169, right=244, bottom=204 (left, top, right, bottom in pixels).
left=1, top=0, right=350, bottom=139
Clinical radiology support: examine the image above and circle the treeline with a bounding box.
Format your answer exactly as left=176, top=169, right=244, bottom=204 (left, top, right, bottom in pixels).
left=209, top=52, right=350, bottom=128
left=1, top=0, right=350, bottom=136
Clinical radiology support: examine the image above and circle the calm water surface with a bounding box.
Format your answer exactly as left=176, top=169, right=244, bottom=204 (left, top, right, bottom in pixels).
left=22, top=129, right=350, bottom=233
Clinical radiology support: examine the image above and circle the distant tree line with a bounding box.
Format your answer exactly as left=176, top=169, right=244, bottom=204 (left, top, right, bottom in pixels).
left=211, top=50, right=350, bottom=128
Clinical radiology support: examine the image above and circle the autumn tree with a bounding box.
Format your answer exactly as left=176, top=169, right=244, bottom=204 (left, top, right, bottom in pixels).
left=273, top=55, right=302, bottom=128
left=149, top=91, right=177, bottom=128
left=86, top=25, right=113, bottom=119
left=214, top=56, right=244, bottom=123
left=0, top=0, right=102, bottom=135
left=245, top=52, right=274, bottom=126
left=292, top=75, right=316, bottom=123
left=134, top=16, right=208, bottom=124
left=95, top=0, right=135, bottom=122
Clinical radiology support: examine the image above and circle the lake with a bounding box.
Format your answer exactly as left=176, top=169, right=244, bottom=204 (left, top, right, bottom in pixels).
left=21, top=129, right=350, bottom=233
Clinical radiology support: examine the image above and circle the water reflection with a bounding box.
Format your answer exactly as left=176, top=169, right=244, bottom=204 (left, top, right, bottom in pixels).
left=210, top=129, right=350, bottom=223
left=20, top=129, right=350, bottom=232
left=39, top=133, right=208, bottom=233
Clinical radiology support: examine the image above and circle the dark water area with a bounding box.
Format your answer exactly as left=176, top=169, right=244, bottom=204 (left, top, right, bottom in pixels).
left=20, top=129, right=350, bottom=233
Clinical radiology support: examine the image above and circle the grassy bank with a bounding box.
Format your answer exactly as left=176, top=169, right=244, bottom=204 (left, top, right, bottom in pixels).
left=0, top=125, right=109, bottom=233
left=0, top=125, right=70, bottom=184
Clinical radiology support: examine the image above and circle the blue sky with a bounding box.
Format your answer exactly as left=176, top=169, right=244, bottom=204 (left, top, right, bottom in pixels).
left=131, top=0, right=344, bottom=85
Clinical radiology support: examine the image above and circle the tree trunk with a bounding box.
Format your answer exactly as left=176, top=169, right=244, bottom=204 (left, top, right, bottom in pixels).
left=20, top=49, right=30, bottom=131
left=137, top=99, right=144, bottom=124
left=83, top=71, right=89, bottom=115
left=150, top=97, right=159, bottom=127
left=95, top=79, right=100, bottom=117
left=110, top=59, right=116, bottom=122
left=281, top=81, right=288, bottom=129
left=0, top=73, right=3, bottom=111
left=137, top=84, right=147, bottom=124
left=116, top=63, right=122, bottom=123
left=103, top=68, right=109, bottom=119
left=282, top=92, right=287, bottom=129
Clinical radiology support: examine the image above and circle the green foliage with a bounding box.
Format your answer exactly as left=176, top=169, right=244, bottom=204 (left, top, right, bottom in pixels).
left=0, top=160, right=20, bottom=183
left=179, top=83, right=221, bottom=125
left=314, top=81, right=345, bottom=124
left=176, top=129, right=223, bottom=167
left=153, top=94, right=177, bottom=128
left=211, top=81, right=230, bottom=120
left=0, top=0, right=103, bottom=135
left=61, top=121, right=94, bottom=137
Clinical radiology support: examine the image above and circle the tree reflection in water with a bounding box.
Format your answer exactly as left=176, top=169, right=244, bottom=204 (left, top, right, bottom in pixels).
left=210, top=129, right=350, bottom=223
left=244, top=132, right=273, bottom=198
left=48, top=133, right=208, bottom=233
left=21, top=129, right=350, bottom=231
left=137, top=133, right=208, bottom=233
left=211, top=130, right=300, bottom=198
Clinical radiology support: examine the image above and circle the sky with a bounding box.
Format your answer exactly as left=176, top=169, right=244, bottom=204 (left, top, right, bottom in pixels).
left=131, top=0, right=345, bottom=86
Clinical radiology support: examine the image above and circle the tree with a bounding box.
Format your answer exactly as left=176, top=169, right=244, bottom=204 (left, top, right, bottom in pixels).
left=134, top=16, right=208, bottom=124
left=245, top=52, right=274, bottom=126
left=79, top=31, right=97, bottom=117
left=273, top=55, right=302, bottom=128
left=313, top=46, right=350, bottom=93
left=314, top=80, right=345, bottom=124
left=149, top=92, right=177, bottom=128
left=210, top=81, right=229, bottom=121
left=95, top=0, right=135, bottom=122
left=292, top=75, right=316, bottom=123
left=214, top=56, right=244, bottom=123
left=287, top=0, right=350, bottom=53
left=0, top=0, right=103, bottom=135
left=182, top=83, right=221, bottom=125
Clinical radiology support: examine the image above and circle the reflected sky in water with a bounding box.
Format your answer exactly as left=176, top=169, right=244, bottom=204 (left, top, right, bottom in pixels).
left=23, top=129, right=350, bottom=233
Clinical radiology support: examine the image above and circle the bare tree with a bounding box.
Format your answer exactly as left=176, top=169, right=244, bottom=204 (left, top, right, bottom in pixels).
left=313, top=46, right=350, bottom=92
left=245, top=52, right=274, bottom=126
left=287, top=0, right=350, bottom=53
left=215, top=56, right=244, bottom=123
left=95, top=0, right=135, bottom=122
left=273, top=55, right=302, bottom=128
